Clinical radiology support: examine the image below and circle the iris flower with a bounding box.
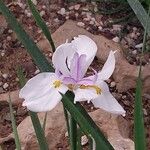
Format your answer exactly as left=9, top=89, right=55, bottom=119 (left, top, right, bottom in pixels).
left=19, top=35, right=125, bottom=116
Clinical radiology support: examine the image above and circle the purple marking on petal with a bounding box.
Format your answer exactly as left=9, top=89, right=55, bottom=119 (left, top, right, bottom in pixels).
left=70, top=52, right=87, bottom=82
left=62, top=77, right=77, bottom=84
left=78, top=69, right=98, bottom=85
left=55, top=68, right=63, bottom=78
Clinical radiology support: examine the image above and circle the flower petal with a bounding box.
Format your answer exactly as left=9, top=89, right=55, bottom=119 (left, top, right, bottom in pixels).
left=91, top=81, right=125, bottom=116
left=98, top=50, right=116, bottom=81
left=23, top=88, right=62, bottom=112
left=52, top=43, right=76, bottom=76
left=71, top=35, right=97, bottom=75
left=74, top=88, right=98, bottom=103
left=19, top=73, right=56, bottom=100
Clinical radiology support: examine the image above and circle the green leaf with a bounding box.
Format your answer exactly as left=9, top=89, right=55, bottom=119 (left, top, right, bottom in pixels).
left=134, top=76, right=146, bottom=150
left=61, top=92, right=114, bottom=150
left=127, top=0, right=150, bottom=36
left=8, top=94, right=21, bottom=150
left=27, top=0, right=55, bottom=52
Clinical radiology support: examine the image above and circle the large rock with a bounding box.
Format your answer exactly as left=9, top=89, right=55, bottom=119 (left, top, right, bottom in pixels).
left=38, top=20, right=150, bottom=93
left=0, top=103, right=134, bottom=150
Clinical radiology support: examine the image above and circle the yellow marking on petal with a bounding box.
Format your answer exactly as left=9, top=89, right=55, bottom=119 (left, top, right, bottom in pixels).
left=68, top=84, right=74, bottom=91
left=53, top=80, right=61, bottom=88
left=80, top=85, right=101, bottom=95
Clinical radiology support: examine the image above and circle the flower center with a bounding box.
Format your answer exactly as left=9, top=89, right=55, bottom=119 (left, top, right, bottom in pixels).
left=80, top=85, right=101, bottom=95
left=53, top=80, right=61, bottom=88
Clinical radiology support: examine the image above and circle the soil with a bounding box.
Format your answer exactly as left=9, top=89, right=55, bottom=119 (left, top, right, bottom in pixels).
left=0, top=0, right=149, bottom=150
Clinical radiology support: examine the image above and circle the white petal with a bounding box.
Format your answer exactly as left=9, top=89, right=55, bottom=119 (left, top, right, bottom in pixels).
left=72, top=35, right=97, bottom=74
left=19, top=73, right=56, bottom=100
left=92, top=81, right=125, bottom=116
left=52, top=43, right=76, bottom=76
left=98, top=50, right=115, bottom=81
left=23, top=88, right=62, bottom=112
left=74, top=88, right=98, bottom=103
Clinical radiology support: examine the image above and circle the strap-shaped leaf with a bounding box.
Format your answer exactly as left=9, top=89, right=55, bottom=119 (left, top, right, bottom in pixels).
left=27, top=0, right=55, bottom=52
left=127, top=0, right=150, bottom=36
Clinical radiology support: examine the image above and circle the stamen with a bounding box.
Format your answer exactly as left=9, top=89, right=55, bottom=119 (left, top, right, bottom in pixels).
left=53, top=80, right=61, bottom=88
left=80, top=85, right=101, bottom=95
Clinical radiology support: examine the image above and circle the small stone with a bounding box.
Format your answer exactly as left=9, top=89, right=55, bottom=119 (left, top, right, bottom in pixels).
left=106, top=79, right=111, bottom=83
left=54, top=18, right=59, bottom=23
left=2, top=73, right=8, bottom=79
left=69, top=6, right=74, bottom=10
left=27, top=13, right=32, bottom=18
left=7, top=36, right=11, bottom=41
left=32, top=0, right=37, bottom=5
left=135, top=43, right=143, bottom=49
left=42, top=5, right=46, bottom=9
left=122, top=95, right=126, bottom=99
left=81, top=135, right=88, bottom=146
left=143, top=108, right=147, bottom=115
left=3, top=83, right=9, bottom=89
left=8, top=29, right=13, bottom=34
left=74, top=4, right=80, bottom=10
left=132, top=50, right=137, bottom=55
left=65, top=132, right=68, bottom=137
left=0, top=82, right=3, bottom=86
left=110, top=81, right=116, bottom=88
left=83, top=17, right=90, bottom=22
left=59, top=8, right=66, bottom=15
left=77, top=22, right=85, bottom=27
left=1, top=51, right=5, bottom=57
left=98, top=26, right=103, bottom=31
left=89, top=20, right=94, bottom=25
left=133, top=27, right=137, bottom=32
left=112, top=36, right=120, bottom=43
left=113, top=24, right=121, bottom=31
left=34, top=69, right=40, bottom=75
left=40, top=10, right=45, bottom=17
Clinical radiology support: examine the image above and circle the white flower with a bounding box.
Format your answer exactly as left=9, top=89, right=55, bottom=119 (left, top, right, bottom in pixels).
left=19, top=35, right=125, bottom=116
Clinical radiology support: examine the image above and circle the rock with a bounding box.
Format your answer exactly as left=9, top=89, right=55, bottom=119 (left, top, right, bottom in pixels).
left=110, top=81, right=116, bottom=88
left=112, top=36, right=120, bottom=43
left=40, top=10, right=45, bottom=17
left=2, top=73, right=8, bottom=79
left=59, top=8, right=66, bottom=15
left=74, top=4, right=80, bottom=10
left=0, top=104, right=134, bottom=150
left=77, top=22, right=85, bottom=27
left=3, top=83, right=9, bottom=89
left=0, top=90, right=21, bottom=105
left=81, top=135, right=88, bottom=146
left=37, top=20, right=150, bottom=93
left=0, top=15, right=7, bottom=34
left=135, top=43, right=143, bottom=49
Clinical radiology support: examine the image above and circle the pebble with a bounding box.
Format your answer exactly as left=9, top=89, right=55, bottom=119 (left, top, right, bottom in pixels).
left=113, top=24, right=121, bottom=31
left=74, top=4, right=80, bottom=10
left=2, top=73, right=8, bottom=79
left=8, top=29, right=13, bottom=34
left=143, top=108, right=148, bottom=116
left=65, top=131, right=68, bottom=137
left=77, top=22, right=85, bottom=27
left=40, top=10, right=45, bottom=17
left=81, top=135, right=88, bottom=146
left=54, top=18, right=59, bottom=23
left=110, top=81, right=116, bottom=87
left=122, top=95, right=126, bottom=99
left=135, top=43, right=143, bottom=49
left=112, top=36, right=120, bottom=43
left=7, top=36, right=11, bottom=41
left=27, top=12, right=32, bottom=18
left=98, top=26, right=103, bottom=31
left=3, top=83, right=9, bottom=89
left=132, top=50, right=137, bottom=55
left=32, top=0, right=37, bottom=5
left=0, top=82, right=2, bottom=86
left=1, top=51, right=5, bottom=57
left=69, top=6, right=74, bottom=10
left=34, top=69, right=40, bottom=75
left=59, top=8, right=66, bottom=15
left=42, top=5, right=46, bottom=9
left=89, top=20, right=94, bottom=25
